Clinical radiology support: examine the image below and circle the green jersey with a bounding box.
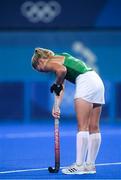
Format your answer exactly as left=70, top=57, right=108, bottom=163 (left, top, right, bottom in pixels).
left=56, top=53, right=93, bottom=83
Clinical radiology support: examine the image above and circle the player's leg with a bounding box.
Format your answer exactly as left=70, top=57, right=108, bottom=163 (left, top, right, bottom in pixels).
left=89, top=104, right=102, bottom=133
left=62, top=98, right=93, bottom=174
left=75, top=98, right=93, bottom=165
left=86, top=104, right=102, bottom=173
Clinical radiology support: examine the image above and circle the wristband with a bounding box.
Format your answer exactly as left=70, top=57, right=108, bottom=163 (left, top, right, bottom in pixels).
left=50, top=83, right=63, bottom=96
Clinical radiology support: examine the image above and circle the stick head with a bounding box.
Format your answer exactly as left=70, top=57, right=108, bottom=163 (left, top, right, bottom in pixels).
left=48, top=166, right=59, bottom=173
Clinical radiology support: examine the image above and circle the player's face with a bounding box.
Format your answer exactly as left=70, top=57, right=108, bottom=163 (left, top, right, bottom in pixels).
left=37, top=58, right=48, bottom=72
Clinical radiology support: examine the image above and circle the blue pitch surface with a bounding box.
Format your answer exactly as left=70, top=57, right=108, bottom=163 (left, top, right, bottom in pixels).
left=0, top=120, right=121, bottom=179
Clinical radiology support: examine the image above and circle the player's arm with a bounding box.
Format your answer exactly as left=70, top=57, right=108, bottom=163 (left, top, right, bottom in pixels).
left=44, top=61, right=66, bottom=118
left=52, top=83, right=65, bottom=119
left=45, top=61, right=66, bottom=96
left=44, top=61, right=67, bottom=84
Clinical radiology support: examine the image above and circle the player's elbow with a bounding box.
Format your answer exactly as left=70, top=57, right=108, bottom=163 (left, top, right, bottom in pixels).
left=56, top=67, right=67, bottom=77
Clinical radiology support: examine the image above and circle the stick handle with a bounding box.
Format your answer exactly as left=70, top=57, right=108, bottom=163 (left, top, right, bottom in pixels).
left=54, top=98, right=60, bottom=168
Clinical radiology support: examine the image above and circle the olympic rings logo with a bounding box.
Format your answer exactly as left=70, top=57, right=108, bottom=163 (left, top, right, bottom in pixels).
left=21, top=1, right=61, bottom=23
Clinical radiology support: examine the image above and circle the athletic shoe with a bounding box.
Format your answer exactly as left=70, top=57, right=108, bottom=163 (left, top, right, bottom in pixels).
left=85, top=163, right=96, bottom=174
left=62, top=163, right=87, bottom=175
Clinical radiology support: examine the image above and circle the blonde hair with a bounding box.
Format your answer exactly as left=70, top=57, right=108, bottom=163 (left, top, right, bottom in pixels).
left=35, top=48, right=55, bottom=58
left=31, top=48, right=55, bottom=69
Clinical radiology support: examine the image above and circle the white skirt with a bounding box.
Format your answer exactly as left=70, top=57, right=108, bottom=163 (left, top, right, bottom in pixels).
left=74, top=71, right=105, bottom=104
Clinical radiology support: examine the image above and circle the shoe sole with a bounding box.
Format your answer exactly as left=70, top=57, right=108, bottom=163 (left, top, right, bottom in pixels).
left=62, top=171, right=88, bottom=175
left=62, top=170, right=96, bottom=175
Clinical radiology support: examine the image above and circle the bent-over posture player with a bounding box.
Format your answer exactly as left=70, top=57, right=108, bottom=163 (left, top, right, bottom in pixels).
left=31, top=48, right=105, bottom=174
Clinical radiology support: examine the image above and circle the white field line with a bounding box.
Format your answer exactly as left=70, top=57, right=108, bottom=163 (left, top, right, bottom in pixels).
left=0, top=130, right=121, bottom=139
left=0, top=131, right=76, bottom=139
left=0, top=162, right=121, bottom=174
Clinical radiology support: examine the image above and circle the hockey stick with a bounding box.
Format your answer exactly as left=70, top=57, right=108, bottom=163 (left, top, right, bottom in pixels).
left=48, top=98, right=60, bottom=173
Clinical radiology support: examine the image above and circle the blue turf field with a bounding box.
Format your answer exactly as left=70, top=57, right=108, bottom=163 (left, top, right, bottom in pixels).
left=0, top=120, right=121, bottom=179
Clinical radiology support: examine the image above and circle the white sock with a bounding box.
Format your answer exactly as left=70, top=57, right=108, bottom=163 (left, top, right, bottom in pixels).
left=86, top=133, right=101, bottom=165
left=76, top=131, right=89, bottom=165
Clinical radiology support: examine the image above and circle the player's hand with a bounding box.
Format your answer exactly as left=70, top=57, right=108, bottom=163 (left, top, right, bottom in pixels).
left=52, top=106, right=60, bottom=119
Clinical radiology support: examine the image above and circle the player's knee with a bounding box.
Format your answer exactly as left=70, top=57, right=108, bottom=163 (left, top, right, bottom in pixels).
left=89, top=124, right=99, bottom=133
left=78, top=124, right=89, bottom=131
